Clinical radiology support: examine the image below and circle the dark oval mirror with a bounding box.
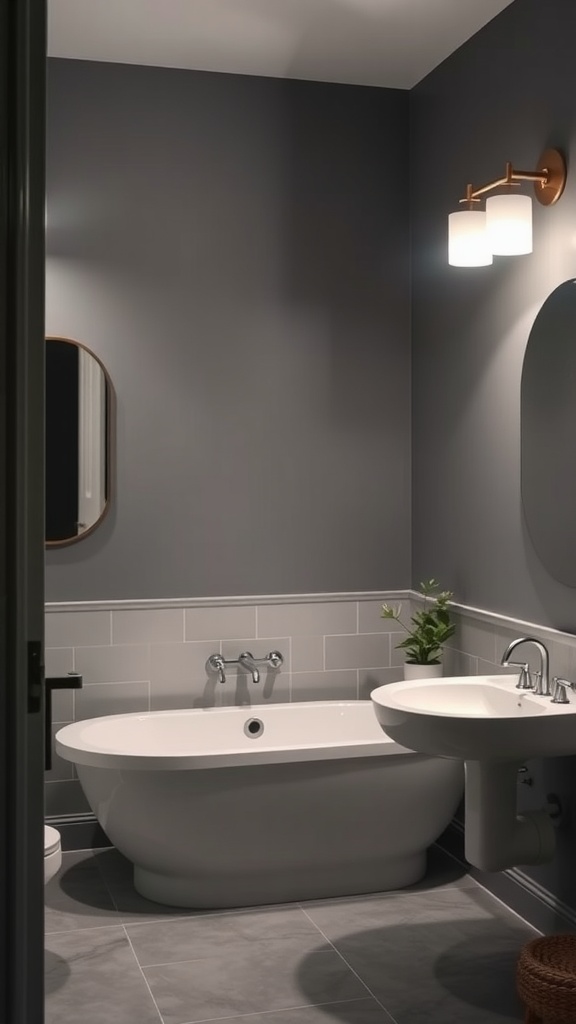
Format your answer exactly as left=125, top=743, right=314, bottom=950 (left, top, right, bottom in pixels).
left=46, top=337, right=114, bottom=546
left=521, top=279, right=576, bottom=584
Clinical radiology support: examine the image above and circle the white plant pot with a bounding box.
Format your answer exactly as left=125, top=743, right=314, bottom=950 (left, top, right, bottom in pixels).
left=403, top=662, right=443, bottom=680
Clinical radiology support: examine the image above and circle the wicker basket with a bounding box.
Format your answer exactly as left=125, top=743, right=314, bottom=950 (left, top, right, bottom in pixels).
left=517, top=935, right=576, bottom=1024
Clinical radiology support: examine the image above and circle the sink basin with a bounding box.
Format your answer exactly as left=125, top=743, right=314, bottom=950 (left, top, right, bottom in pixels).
left=371, top=674, right=576, bottom=761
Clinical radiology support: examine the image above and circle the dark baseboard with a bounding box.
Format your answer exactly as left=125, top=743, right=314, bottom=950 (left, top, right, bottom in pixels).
left=438, top=821, right=576, bottom=936
left=45, top=813, right=111, bottom=851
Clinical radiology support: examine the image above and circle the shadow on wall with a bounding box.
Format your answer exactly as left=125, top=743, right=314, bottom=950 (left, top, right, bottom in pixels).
left=518, top=752, right=576, bottom=920
left=194, top=668, right=283, bottom=708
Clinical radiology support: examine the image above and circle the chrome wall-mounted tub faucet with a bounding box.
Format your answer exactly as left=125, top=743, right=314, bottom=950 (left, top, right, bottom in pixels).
left=206, top=650, right=284, bottom=685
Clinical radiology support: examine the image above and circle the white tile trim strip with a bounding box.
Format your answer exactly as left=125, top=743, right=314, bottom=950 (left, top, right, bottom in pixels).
left=450, top=599, right=576, bottom=645
left=45, top=590, right=576, bottom=647
left=45, top=591, right=412, bottom=613
left=507, top=866, right=576, bottom=930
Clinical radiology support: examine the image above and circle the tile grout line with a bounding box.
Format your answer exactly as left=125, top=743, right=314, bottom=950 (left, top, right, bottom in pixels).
left=45, top=921, right=125, bottom=936
left=298, top=906, right=401, bottom=1024
left=123, top=925, right=165, bottom=1024
left=127, top=946, right=364, bottom=971
left=174, top=998, right=375, bottom=1024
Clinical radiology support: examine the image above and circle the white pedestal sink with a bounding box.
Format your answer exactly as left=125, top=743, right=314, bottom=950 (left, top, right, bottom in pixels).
left=371, top=674, right=576, bottom=872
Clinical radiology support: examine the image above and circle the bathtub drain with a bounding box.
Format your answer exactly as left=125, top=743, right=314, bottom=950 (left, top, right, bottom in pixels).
left=244, top=718, right=264, bottom=738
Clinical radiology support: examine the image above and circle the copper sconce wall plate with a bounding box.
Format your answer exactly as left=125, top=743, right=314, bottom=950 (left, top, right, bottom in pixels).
left=534, top=148, right=567, bottom=206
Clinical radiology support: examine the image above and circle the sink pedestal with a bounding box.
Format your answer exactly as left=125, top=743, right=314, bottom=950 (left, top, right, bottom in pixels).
left=371, top=673, right=576, bottom=873
left=464, top=760, right=556, bottom=872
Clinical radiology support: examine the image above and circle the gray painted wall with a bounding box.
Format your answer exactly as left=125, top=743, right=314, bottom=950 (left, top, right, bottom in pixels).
left=411, top=0, right=576, bottom=631
left=45, top=60, right=411, bottom=601
left=411, top=0, right=576, bottom=913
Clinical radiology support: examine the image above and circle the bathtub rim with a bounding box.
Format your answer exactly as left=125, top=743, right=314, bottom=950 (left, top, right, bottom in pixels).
left=54, top=699, right=428, bottom=771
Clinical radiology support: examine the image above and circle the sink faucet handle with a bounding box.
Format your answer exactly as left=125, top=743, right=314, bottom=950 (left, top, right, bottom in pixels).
left=502, top=660, right=533, bottom=689
left=517, top=665, right=532, bottom=691
left=551, top=676, right=576, bottom=704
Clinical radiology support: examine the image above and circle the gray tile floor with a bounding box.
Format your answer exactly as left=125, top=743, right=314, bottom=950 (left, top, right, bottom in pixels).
left=45, top=847, right=537, bottom=1024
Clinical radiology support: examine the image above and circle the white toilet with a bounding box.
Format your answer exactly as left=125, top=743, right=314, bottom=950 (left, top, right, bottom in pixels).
left=44, top=825, right=62, bottom=884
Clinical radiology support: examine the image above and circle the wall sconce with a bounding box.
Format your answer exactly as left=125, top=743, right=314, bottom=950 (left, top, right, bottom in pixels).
left=448, top=148, right=567, bottom=267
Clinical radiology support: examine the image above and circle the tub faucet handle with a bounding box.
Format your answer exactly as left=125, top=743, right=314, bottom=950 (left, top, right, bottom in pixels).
left=265, top=651, right=284, bottom=669
left=206, top=653, right=226, bottom=684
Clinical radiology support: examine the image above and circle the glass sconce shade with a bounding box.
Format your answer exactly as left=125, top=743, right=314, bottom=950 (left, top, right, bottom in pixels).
left=486, top=192, right=532, bottom=255
left=448, top=210, right=493, bottom=267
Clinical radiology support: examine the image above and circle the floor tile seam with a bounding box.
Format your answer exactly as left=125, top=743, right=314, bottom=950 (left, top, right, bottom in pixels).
left=138, top=946, right=344, bottom=970
left=298, top=907, right=400, bottom=1024
left=120, top=914, right=206, bottom=926
left=123, top=905, right=313, bottom=930
left=174, top=997, right=380, bottom=1024
left=123, top=923, right=166, bottom=1024
left=121, top=909, right=309, bottom=925
left=119, top=911, right=213, bottom=926
left=45, top=919, right=125, bottom=936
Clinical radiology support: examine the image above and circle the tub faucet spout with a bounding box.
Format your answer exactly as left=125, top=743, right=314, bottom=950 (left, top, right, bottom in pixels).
left=238, top=652, right=260, bottom=684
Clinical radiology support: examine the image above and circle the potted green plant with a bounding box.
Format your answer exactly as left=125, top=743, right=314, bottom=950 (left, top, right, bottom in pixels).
left=381, top=579, right=455, bottom=679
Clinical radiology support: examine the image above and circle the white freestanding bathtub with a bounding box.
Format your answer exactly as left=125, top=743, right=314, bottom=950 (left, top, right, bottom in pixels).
left=56, top=700, right=463, bottom=908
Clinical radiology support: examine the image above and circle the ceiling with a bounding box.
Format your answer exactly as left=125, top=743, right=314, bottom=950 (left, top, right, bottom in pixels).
left=48, top=0, right=515, bottom=90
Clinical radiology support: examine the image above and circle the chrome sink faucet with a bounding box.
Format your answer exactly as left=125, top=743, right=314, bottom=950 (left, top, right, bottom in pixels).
left=500, top=636, right=550, bottom=696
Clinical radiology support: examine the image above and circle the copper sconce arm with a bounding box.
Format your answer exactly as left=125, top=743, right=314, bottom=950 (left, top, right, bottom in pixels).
left=459, top=148, right=567, bottom=209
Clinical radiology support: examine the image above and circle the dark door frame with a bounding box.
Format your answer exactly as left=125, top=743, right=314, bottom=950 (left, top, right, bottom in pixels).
left=0, top=0, right=47, bottom=1021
